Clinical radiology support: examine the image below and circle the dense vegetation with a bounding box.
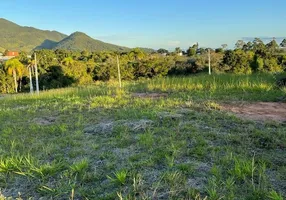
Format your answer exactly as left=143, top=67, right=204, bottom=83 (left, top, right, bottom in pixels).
left=1, top=38, right=286, bottom=94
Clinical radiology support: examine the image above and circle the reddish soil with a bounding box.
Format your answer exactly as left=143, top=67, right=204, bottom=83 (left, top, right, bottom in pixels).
left=221, top=102, right=286, bottom=122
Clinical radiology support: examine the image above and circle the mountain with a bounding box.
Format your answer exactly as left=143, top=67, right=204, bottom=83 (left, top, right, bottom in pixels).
left=51, top=32, right=130, bottom=52
left=0, top=18, right=153, bottom=53
left=0, top=18, right=67, bottom=52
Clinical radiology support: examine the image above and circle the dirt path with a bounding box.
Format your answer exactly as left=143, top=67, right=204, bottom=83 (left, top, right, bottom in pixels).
left=221, top=102, right=286, bottom=122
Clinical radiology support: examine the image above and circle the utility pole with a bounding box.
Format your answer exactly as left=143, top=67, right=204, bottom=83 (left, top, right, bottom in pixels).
left=117, top=55, right=122, bottom=88
left=208, top=49, right=211, bottom=75
left=34, top=53, right=39, bottom=94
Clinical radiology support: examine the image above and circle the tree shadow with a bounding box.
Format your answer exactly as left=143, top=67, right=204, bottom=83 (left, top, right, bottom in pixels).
left=34, top=39, right=59, bottom=50
left=39, top=65, right=76, bottom=89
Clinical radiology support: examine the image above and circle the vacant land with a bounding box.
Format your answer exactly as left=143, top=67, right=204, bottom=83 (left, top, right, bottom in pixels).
left=0, top=74, right=285, bottom=200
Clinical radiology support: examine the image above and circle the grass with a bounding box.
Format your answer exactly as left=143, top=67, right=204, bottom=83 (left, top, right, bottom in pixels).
left=0, top=73, right=285, bottom=199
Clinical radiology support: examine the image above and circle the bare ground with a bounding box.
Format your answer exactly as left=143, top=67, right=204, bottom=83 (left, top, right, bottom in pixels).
left=32, top=116, right=57, bottom=125
left=132, top=93, right=168, bottom=99
left=221, top=102, right=286, bottom=122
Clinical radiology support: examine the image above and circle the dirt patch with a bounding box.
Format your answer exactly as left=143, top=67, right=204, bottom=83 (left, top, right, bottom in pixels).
left=132, top=93, right=168, bottom=99
left=221, top=102, right=286, bottom=122
left=32, top=116, right=57, bottom=125
left=158, top=111, right=184, bottom=120
left=84, top=119, right=153, bottom=134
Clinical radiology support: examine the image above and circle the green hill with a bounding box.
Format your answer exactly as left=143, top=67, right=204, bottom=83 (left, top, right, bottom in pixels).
left=0, top=18, right=67, bottom=52
left=53, top=32, right=130, bottom=52
left=0, top=18, right=153, bottom=53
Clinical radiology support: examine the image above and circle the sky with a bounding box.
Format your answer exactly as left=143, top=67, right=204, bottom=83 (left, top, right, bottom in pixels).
left=1, top=0, right=286, bottom=50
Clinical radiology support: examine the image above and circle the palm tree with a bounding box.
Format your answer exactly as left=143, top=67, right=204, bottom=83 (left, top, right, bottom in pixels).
left=4, top=58, right=25, bottom=93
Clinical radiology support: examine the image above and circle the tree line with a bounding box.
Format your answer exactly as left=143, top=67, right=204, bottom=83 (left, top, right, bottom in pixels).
left=0, top=38, right=286, bottom=93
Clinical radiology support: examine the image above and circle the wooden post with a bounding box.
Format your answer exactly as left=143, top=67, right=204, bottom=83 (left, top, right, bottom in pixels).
left=208, top=49, right=211, bottom=75
left=34, top=53, right=39, bottom=94
left=117, top=55, right=122, bottom=88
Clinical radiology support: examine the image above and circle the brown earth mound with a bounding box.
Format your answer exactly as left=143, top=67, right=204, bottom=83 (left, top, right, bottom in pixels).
left=221, top=102, right=286, bottom=122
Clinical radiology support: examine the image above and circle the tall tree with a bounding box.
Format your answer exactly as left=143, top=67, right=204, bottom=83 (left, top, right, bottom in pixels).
left=175, top=47, right=182, bottom=54
left=242, top=42, right=253, bottom=51
left=4, top=58, right=25, bottom=93
left=280, top=39, right=286, bottom=48
left=221, top=44, right=228, bottom=50
left=192, top=43, right=199, bottom=50
left=235, top=40, right=245, bottom=49
left=266, top=39, right=279, bottom=51
left=253, top=38, right=266, bottom=55
left=187, top=47, right=196, bottom=56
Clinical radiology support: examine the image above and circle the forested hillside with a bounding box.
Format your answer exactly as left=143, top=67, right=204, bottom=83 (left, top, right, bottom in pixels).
left=0, top=18, right=67, bottom=52
left=52, top=32, right=130, bottom=52
left=0, top=18, right=131, bottom=52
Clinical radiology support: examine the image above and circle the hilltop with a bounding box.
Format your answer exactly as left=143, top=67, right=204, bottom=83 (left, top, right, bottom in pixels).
left=0, top=18, right=67, bottom=52
left=51, top=32, right=130, bottom=52
left=0, top=18, right=149, bottom=53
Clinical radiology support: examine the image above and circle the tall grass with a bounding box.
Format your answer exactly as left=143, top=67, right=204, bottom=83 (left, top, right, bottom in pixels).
left=1, top=73, right=284, bottom=102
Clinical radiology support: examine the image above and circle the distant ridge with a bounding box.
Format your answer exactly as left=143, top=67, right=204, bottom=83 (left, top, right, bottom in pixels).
left=0, top=18, right=153, bottom=53
left=0, top=18, right=67, bottom=52
left=51, top=32, right=130, bottom=52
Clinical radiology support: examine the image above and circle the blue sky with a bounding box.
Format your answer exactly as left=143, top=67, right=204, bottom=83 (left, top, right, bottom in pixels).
left=1, top=0, right=286, bottom=50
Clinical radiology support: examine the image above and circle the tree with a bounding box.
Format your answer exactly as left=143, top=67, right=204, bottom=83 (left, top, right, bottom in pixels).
left=215, top=48, right=224, bottom=53
left=187, top=47, right=196, bottom=56
left=253, top=38, right=265, bottom=51
left=221, top=50, right=253, bottom=74
left=4, top=58, right=25, bottom=93
left=253, top=38, right=267, bottom=57
left=157, top=48, right=169, bottom=54
left=266, top=39, right=279, bottom=52
left=18, top=51, right=29, bottom=64
left=253, top=38, right=264, bottom=45
left=242, top=42, right=253, bottom=51
left=235, top=40, right=245, bottom=49
left=280, top=39, right=286, bottom=48
left=192, top=43, right=199, bottom=50
left=0, top=68, right=13, bottom=93
left=62, top=57, right=74, bottom=66
left=221, top=44, right=228, bottom=50
left=175, top=47, right=182, bottom=54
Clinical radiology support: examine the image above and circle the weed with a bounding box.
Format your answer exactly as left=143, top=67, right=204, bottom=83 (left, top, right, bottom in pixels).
left=107, top=169, right=128, bottom=185
left=70, top=158, right=89, bottom=175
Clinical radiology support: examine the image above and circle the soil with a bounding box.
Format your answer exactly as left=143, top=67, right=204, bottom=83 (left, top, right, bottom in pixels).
left=32, top=116, right=57, bottom=125
left=221, top=102, right=286, bottom=122
left=84, top=119, right=153, bottom=134
left=132, top=92, right=168, bottom=99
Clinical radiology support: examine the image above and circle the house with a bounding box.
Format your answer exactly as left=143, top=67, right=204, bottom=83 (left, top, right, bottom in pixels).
left=4, top=51, right=19, bottom=57
left=0, top=50, right=19, bottom=62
